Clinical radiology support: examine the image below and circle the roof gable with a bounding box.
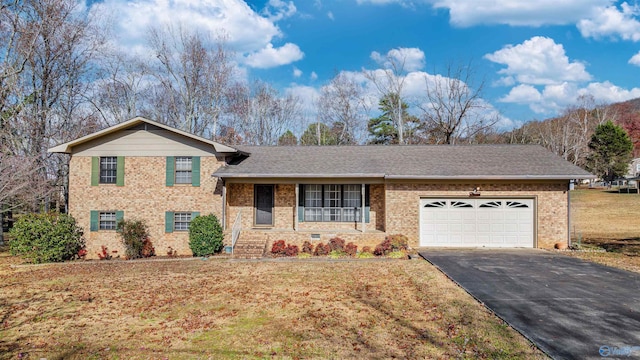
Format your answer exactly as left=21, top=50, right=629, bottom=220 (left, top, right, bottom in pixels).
left=47, top=117, right=238, bottom=154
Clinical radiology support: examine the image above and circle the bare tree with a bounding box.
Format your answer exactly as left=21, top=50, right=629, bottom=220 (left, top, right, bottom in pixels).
left=418, top=63, right=498, bottom=144
left=317, top=72, right=368, bottom=144
left=225, top=80, right=301, bottom=145
left=507, top=95, right=610, bottom=167
left=91, top=50, right=152, bottom=126
left=1, top=0, right=104, bottom=213
left=363, top=52, right=410, bottom=144
left=146, top=25, right=235, bottom=138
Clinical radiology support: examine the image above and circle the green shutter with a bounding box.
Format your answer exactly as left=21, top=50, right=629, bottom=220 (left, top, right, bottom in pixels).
left=166, top=157, right=175, bottom=186
left=298, top=185, right=304, bottom=222
left=116, top=156, right=125, bottom=186
left=115, top=210, right=124, bottom=224
left=90, top=210, right=98, bottom=231
left=364, top=185, right=370, bottom=223
left=191, top=212, right=200, bottom=219
left=91, top=157, right=99, bottom=186
left=165, top=211, right=174, bottom=233
left=191, top=156, right=200, bottom=187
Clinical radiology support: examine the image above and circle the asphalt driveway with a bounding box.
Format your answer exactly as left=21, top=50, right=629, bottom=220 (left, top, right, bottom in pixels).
left=420, top=249, right=640, bottom=360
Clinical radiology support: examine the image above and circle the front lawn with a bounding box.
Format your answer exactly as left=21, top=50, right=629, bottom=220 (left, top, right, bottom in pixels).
left=0, top=253, right=544, bottom=359
left=568, top=189, right=640, bottom=272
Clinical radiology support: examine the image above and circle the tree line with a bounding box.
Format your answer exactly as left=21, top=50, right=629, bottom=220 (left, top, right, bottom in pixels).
left=1, top=0, right=639, bottom=218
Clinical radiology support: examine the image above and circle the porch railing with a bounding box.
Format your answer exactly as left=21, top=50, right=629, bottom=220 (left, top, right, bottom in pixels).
left=230, top=210, right=242, bottom=255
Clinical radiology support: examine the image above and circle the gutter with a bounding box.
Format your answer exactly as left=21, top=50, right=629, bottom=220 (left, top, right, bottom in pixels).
left=213, top=173, right=597, bottom=180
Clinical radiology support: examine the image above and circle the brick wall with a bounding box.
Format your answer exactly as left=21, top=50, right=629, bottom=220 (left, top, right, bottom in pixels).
left=70, top=156, right=224, bottom=258
left=384, top=180, right=569, bottom=249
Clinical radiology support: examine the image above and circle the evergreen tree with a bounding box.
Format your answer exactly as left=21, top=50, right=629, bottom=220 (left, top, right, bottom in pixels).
left=277, top=130, right=297, bottom=146
left=367, top=93, right=420, bottom=144
left=586, top=120, right=633, bottom=182
left=300, top=123, right=337, bottom=145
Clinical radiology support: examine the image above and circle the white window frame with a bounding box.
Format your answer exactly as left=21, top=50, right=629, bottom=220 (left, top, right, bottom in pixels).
left=175, top=157, right=192, bottom=184
left=99, top=157, right=117, bottom=184
left=174, top=212, right=193, bottom=231
left=99, top=212, right=117, bottom=230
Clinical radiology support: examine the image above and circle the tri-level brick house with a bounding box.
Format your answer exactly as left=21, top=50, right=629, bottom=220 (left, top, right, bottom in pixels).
left=49, top=117, right=594, bottom=258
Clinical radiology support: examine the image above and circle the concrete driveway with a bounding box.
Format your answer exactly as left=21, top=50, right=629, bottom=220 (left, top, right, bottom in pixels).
left=420, top=249, right=640, bottom=360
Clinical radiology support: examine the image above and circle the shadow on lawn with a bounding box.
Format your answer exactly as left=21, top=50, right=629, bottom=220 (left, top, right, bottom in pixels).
left=584, top=237, right=640, bottom=255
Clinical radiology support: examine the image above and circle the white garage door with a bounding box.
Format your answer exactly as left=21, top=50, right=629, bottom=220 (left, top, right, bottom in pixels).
left=419, top=198, right=534, bottom=248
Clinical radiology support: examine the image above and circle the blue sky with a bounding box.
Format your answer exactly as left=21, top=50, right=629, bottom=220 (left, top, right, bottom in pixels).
left=89, top=0, right=640, bottom=129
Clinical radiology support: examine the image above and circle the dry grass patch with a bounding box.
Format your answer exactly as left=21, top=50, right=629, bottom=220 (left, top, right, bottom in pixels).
left=0, top=252, right=543, bottom=359
left=568, top=189, right=640, bottom=271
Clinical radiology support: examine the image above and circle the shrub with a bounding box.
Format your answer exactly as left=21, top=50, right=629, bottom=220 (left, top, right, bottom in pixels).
left=361, top=246, right=373, bottom=254
left=329, top=250, right=346, bottom=259
left=285, top=244, right=299, bottom=257
left=388, top=234, right=409, bottom=251
left=357, top=251, right=375, bottom=259
left=9, top=212, right=84, bottom=264
left=313, top=242, right=330, bottom=256
left=271, top=240, right=287, bottom=256
left=141, top=238, right=155, bottom=258
left=328, top=237, right=345, bottom=251
left=188, top=214, right=224, bottom=256
left=117, top=218, right=152, bottom=260
left=374, top=238, right=392, bottom=256
left=345, top=242, right=358, bottom=257
left=388, top=250, right=407, bottom=259
left=298, top=252, right=312, bottom=259
left=97, top=245, right=112, bottom=260
left=301, top=240, right=314, bottom=254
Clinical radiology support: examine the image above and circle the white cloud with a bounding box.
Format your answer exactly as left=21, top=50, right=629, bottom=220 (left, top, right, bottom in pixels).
left=262, top=0, right=297, bottom=22
left=498, top=81, right=640, bottom=114
left=500, top=84, right=543, bottom=104
left=293, top=67, right=303, bottom=77
left=629, top=51, right=640, bottom=66
left=579, top=81, right=640, bottom=103
left=245, top=43, right=304, bottom=68
left=310, top=71, right=318, bottom=81
left=89, top=0, right=304, bottom=69
left=327, top=11, right=335, bottom=20
left=485, top=37, right=591, bottom=85
left=370, top=47, right=426, bottom=72
left=578, top=2, right=640, bottom=41
left=429, top=0, right=612, bottom=27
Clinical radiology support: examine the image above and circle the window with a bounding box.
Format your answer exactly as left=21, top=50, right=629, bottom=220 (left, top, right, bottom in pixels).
left=302, top=184, right=363, bottom=222
left=506, top=201, right=529, bottom=208
left=304, top=185, right=323, bottom=221
left=451, top=201, right=473, bottom=208
left=175, top=157, right=192, bottom=184
left=174, top=212, right=193, bottom=231
left=424, top=201, right=446, bottom=208
left=100, top=157, right=117, bottom=184
left=479, top=201, right=502, bottom=208
left=99, top=212, right=117, bottom=230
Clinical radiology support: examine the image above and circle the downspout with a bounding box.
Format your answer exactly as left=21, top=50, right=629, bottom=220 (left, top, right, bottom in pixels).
left=567, top=180, right=572, bottom=248
left=222, top=180, right=227, bottom=231
left=361, top=183, right=365, bottom=233
left=294, top=183, right=299, bottom=231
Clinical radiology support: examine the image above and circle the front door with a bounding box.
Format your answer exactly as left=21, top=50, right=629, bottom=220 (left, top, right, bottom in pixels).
left=254, top=185, right=274, bottom=226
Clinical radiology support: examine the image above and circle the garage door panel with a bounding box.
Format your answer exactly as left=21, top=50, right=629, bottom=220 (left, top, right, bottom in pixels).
left=420, top=198, right=534, bottom=248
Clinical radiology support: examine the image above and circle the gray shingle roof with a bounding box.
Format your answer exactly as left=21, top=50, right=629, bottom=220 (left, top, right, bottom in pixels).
left=213, top=145, right=594, bottom=180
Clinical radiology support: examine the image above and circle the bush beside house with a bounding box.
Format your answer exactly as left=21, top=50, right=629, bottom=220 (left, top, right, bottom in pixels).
left=188, top=214, right=224, bottom=256
left=9, top=212, right=85, bottom=263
